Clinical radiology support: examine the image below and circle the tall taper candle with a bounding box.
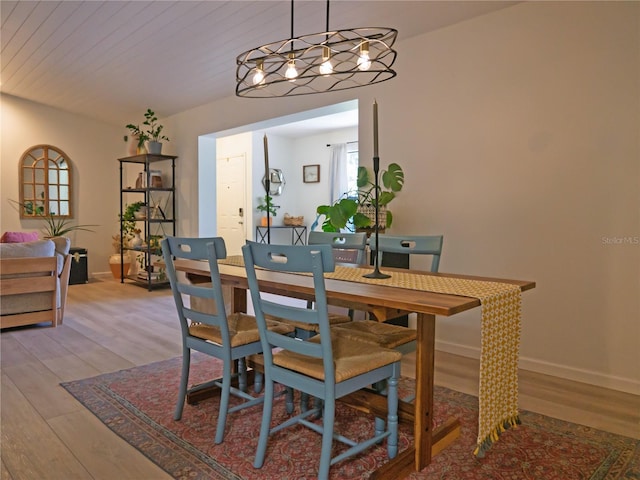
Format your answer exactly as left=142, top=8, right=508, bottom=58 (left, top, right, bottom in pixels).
left=263, top=134, right=270, bottom=177
left=373, top=99, right=379, bottom=158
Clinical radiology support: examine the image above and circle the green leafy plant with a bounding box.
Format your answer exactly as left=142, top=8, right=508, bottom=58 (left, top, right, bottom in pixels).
left=9, top=199, right=97, bottom=237
left=125, top=108, right=169, bottom=148
left=119, top=201, right=146, bottom=241
left=316, top=163, right=404, bottom=232
left=257, top=194, right=277, bottom=217
left=41, top=216, right=97, bottom=237
left=143, top=108, right=169, bottom=142
left=124, top=125, right=149, bottom=148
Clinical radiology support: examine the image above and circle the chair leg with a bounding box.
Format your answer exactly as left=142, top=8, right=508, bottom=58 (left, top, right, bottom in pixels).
left=254, top=378, right=275, bottom=468
left=254, top=370, right=263, bottom=393
left=174, top=348, right=191, bottom=421
left=387, top=371, right=399, bottom=459
left=238, top=357, right=247, bottom=392
left=215, top=358, right=232, bottom=444
left=374, top=416, right=385, bottom=437
left=285, top=387, right=294, bottom=414
left=300, top=392, right=309, bottom=412
left=318, top=397, right=335, bottom=480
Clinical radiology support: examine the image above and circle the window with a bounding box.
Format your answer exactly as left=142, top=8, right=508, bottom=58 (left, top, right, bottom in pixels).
left=346, top=143, right=359, bottom=197
left=19, top=145, right=73, bottom=218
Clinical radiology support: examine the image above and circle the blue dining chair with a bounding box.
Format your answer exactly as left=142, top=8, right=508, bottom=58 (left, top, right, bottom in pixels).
left=242, top=241, right=401, bottom=480
left=161, top=236, right=294, bottom=444
left=333, top=234, right=444, bottom=354
left=266, top=232, right=367, bottom=341
left=307, top=230, right=367, bottom=318
left=307, top=231, right=367, bottom=265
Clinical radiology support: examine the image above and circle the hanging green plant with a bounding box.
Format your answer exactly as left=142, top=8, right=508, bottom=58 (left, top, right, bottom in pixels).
left=119, top=201, right=146, bottom=241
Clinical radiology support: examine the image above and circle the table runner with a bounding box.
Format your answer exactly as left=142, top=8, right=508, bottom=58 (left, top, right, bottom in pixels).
left=220, top=255, right=522, bottom=457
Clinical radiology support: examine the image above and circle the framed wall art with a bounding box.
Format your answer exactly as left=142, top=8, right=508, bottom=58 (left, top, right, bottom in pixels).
left=303, top=164, right=320, bottom=183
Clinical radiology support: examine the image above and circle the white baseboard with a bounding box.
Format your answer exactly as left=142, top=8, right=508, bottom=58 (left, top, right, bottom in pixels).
left=435, top=340, right=640, bottom=396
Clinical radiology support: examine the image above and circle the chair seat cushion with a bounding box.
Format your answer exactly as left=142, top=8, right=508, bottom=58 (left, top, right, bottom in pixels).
left=332, top=320, right=417, bottom=349
left=190, top=313, right=294, bottom=347
left=267, top=312, right=351, bottom=333
left=273, top=333, right=402, bottom=383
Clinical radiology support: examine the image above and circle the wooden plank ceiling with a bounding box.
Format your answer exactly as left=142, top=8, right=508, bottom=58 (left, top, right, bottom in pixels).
left=1, top=1, right=515, bottom=125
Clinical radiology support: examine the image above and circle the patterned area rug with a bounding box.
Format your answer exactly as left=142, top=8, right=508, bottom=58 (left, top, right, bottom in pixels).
left=60, top=354, right=639, bottom=480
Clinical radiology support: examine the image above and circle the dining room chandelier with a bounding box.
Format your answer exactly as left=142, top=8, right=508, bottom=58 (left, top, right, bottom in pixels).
left=235, top=0, right=398, bottom=98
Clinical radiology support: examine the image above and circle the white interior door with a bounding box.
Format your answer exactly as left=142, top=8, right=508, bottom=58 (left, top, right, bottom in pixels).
left=216, top=154, right=247, bottom=256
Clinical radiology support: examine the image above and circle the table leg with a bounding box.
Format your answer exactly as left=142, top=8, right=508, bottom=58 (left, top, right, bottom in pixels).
left=231, top=286, right=247, bottom=313
left=414, top=312, right=436, bottom=470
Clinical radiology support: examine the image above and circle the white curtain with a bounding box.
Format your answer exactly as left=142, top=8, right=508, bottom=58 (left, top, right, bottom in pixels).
left=329, top=143, right=348, bottom=204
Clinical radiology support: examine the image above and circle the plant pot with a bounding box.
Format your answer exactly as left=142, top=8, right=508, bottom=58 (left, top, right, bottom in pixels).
left=261, top=217, right=273, bottom=227
left=148, top=141, right=162, bottom=154
left=109, top=253, right=131, bottom=279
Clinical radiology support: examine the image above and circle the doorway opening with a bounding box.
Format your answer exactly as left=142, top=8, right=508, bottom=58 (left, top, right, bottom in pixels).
left=199, top=100, right=359, bottom=253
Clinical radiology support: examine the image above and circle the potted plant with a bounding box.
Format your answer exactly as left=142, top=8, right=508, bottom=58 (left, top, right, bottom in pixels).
left=315, top=162, right=404, bottom=232
left=119, top=201, right=145, bottom=245
left=143, top=108, right=169, bottom=154
left=124, top=125, right=149, bottom=155
left=8, top=199, right=97, bottom=238
left=257, top=194, right=277, bottom=226
left=125, top=108, right=169, bottom=155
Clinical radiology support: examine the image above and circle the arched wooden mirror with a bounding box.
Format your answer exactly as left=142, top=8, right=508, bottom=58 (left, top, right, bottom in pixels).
left=19, top=145, right=73, bottom=218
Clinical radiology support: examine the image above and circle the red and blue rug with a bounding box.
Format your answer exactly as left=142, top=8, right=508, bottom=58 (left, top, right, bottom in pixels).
left=60, top=354, right=639, bottom=479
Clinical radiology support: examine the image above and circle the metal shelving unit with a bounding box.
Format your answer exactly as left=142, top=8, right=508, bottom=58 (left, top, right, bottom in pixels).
left=118, top=153, right=177, bottom=290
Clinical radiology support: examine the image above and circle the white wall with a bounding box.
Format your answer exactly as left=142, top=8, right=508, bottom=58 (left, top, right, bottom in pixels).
left=164, top=2, right=639, bottom=393
left=384, top=1, right=640, bottom=393
left=1, top=94, right=123, bottom=274
left=288, top=128, right=358, bottom=229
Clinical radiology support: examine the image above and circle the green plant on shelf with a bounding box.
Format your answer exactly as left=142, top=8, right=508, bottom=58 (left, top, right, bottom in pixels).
left=119, top=201, right=145, bottom=242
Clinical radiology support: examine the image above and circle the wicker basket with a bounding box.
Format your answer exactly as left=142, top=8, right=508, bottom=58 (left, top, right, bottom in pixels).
left=283, top=213, right=304, bottom=226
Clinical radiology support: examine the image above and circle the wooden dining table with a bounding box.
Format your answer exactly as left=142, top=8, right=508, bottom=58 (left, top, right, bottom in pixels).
left=175, top=258, right=535, bottom=479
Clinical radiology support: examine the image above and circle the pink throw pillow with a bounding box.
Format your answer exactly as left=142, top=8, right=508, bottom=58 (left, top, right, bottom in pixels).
left=1, top=231, right=40, bottom=243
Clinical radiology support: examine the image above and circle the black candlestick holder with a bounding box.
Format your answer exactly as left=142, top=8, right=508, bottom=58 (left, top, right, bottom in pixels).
left=364, top=156, right=391, bottom=279
left=264, top=179, right=271, bottom=244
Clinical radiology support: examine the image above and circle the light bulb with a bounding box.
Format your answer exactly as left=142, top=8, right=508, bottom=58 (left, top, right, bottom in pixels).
left=285, top=55, right=298, bottom=80
left=252, top=61, right=265, bottom=85
left=357, top=41, right=371, bottom=71
left=319, top=46, right=333, bottom=75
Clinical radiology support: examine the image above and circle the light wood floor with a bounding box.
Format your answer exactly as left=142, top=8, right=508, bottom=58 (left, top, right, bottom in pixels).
left=2, top=278, right=639, bottom=480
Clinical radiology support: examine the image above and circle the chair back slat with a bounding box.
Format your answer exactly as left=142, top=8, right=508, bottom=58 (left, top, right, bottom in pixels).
left=262, top=299, right=319, bottom=325
left=370, top=234, right=443, bottom=272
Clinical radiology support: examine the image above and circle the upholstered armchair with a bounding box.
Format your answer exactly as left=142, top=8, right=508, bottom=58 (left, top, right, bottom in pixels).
left=0, top=237, right=72, bottom=329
